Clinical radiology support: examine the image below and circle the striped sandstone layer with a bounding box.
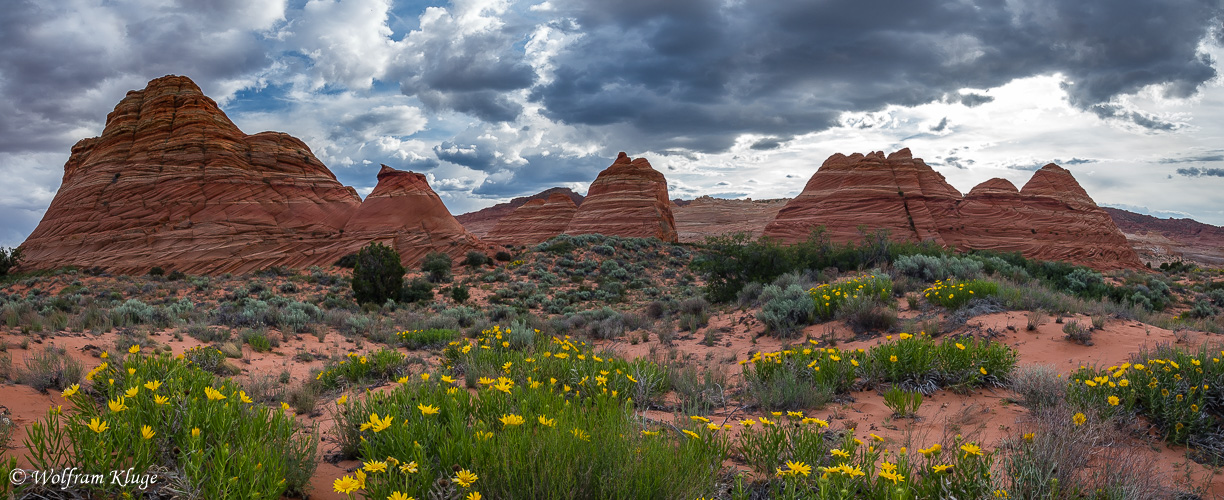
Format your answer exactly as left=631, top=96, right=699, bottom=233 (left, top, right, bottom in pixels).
left=564, top=152, right=678, bottom=242
left=486, top=193, right=579, bottom=246
left=763, top=149, right=1142, bottom=271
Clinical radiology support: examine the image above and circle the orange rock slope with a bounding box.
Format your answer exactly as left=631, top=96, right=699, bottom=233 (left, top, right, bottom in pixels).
left=564, top=153, right=678, bottom=242
left=331, top=165, right=489, bottom=264
left=19, top=75, right=484, bottom=274
left=764, top=149, right=1142, bottom=270
left=455, top=187, right=583, bottom=238
left=486, top=193, right=579, bottom=246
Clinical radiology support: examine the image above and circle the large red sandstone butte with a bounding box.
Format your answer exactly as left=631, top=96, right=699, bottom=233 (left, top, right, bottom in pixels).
left=485, top=193, right=579, bottom=246
left=330, top=165, right=489, bottom=264
left=564, top=152, right=678, bottom=242
left=763, top=149, right=1142, bottom=270
left=18, top=75, right=483, bottom=274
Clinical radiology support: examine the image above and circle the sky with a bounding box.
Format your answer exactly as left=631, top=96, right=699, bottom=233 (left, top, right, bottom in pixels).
left=2, top=0, right=1224, bottom=249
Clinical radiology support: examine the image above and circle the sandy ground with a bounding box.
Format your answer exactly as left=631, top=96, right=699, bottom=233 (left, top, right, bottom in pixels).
left=3, top=303, right=1224, bottom=498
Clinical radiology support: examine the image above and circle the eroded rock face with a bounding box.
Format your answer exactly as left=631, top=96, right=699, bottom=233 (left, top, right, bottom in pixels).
left=764, top=149, right=1142, bottom=270
left=455, top=187, right=584, bottom=238
left=486, top=193, right=579, bottom=246
left=19, top=76, right=487, bottom=274
left=764, top=149, right=962, bottom=245
left=19, top=75, right=363, bottom=275
left=672, top=196, right=790, bottom=243
left=565, top=152, right=678, bottom=242
left=332, top=165, right=490, bottom=264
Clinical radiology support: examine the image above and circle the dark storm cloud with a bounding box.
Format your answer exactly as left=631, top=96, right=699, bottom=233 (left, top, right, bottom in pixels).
left=471, top=153, right=611, bottom=197
left=388, top=3, right=537, bottom=122
left=1088, top=103, right=1183, bottom=131
left=1004, top=158, right=1092, bottom=171
left=1177, top=167, right=1224, bottom=177
left=930, top=118, right=949, bottom=133
left=0, top=1, right=276, bottom=154
left=433, top=141, right=500, bottom=171
left=529, top=0, right=1221, bottom=152
left=948, top=93, right=995, bottom=107
left=1159, top=153, right=1224, bottom=163
left=750, top=137, right=789, bottom=151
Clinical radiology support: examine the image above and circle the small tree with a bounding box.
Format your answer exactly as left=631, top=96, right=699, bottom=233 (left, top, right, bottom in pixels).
left=0, top=246, right=21, bottom=276
left=451, top=285, right=470, bottom=303
left=421, top=251, right=453, bottom=283
left=352, top=242, right=405, bottom=305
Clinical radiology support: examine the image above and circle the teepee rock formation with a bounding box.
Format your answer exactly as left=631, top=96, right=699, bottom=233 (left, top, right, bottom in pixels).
left=18, top=75, right=363, bottom=275
left=18, top=75, right=487, bottom=274
left=334, top=165, right=489, bottom=263
left=763, top=149, right=962, bottom=245
left=764, top=149, right=1142, bottom=270
left=486, top=193, right=579, bottom=246
left=564, top=152, right=678, bottom=242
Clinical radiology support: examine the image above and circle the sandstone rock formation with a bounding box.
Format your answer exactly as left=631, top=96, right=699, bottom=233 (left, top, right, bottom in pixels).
left=764, top=149, right=1142, bottom=270
left=331, top=165, right=489, bottom=264
left=18, top=75, right=485, bottom=275
left=565, top=153, right=678, bottom=242
left=764, top=149, right=963, bottom=245
left=486, top=193, right=579, bottom=246
left=1103, top=207, right=1224, bottom=267
left=672, top=196, right=790, bottom=243
left=455, top=188, right=584, bottom=238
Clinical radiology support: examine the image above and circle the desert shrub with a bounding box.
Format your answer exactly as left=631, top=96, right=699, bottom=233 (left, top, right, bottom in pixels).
left=279, top=301, right=322, bottom=334
left=1008, top=364, right=1065, bottom=409
left=314, top=349, right=407, bottom=390
left=0, top=247, right=21, bottom=276
left=1063, top=321, right=1092, bottom=345
left=24, top=349, right=317, bottom=498
left=441, top=306, right=481, bottom=328
left=396, top=328, right=461, bottom=350
left=352, top=242, right=405, bottom=305
left=450, top=284, right=470, bottom=303
left=16, top=346, right=83, bottom=392
left=756, top=284, right=814, bottom=338
left=736, top=281, right=764, bottom=307
left=243, top=330, right=273, bottom=352
left=420, top=251, right=453, bottom=283
left=463, top=251, right=491, bottom=268
left=1183, top=299, right=1219, bottom=319
left=893, top=254, right=984, bottom=282
left=399, top=278, right=434, bottom=303
left=922, top=279, right=999, bottom=309
left=182, top=345, right=235, bottom=375
left=494, top=250, right=513, bottom=262
left=835, top=294, right=897, bottom=333
left=809, top=272, right=893, bottom=320
left=334, top=253, right=358, bottom=268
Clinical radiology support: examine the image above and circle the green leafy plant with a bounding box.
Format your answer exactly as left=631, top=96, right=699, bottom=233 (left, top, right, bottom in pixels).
left=882, top=386, right=923, bottom=417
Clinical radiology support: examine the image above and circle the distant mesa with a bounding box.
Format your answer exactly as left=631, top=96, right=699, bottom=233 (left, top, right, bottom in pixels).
left=455, top=187, right=583, bottom=238
left=763, top=148, right=1143, bottom=270
left=486, top=193, right=579, bottom=246
left=564, top=152, right=678, bottom=243
left=17, top=75, right=484, bottom=275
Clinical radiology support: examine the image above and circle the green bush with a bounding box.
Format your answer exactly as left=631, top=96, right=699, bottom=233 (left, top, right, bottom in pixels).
left=893, top=254, right=984, bottom=282
left=399, top=278, right=434, bottom=303
left=756, top=284, right=815, bottom=338
left=451, top=284, right=470, bottom=303
left=396, top=328, right=461, bottom=350
left=0, top=247, right=21, bottom=276
left=808, top=272, right=893, bottom=321
left=922, top=279, right=999, bottom=309
left=420, top=251, right=453, bottom=283
left=24, top=349, right=317, bottom=498
left=463, top=251, right=491, bottom=268
left=352, top=242, right=405, bottom=305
